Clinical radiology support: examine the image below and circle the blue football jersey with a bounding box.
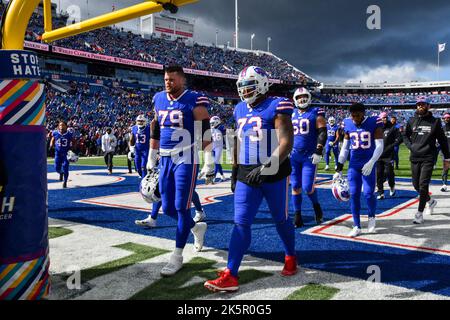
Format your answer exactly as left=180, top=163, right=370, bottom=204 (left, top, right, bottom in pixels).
left=131, top=124, right=150, bottom=153
left=152, top=90, right=209, bottom=151
left=327, top=124, right=338, bottom=142
left=234, top=97, right=294, bottom=165
left=344, top=116, right=383, bottom=165
left=292, top=107, right=325, bottom=154
left=53, top=130, right=73, bottom=154
left=211, top=126, right=225, bottom=150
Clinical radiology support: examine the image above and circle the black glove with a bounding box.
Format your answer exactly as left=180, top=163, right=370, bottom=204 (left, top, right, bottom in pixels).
left=231, top=166, right=238, bottom=193
left=246, top=161, right=270, bottom=186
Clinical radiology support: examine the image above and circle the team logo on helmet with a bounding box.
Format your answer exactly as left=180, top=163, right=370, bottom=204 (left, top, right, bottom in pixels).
left=332, top=178, right=350, bottom=202
left=210, top=116, right=221, bottom=128
left=293, top=87, right=312, bottom=109
left=136, top=115, right=147, bottom=129
left=67, top=150, right=79, bottom=163
left=140, top=170, right=161, bottom=204
left=236, top=66, right=270, bottom=105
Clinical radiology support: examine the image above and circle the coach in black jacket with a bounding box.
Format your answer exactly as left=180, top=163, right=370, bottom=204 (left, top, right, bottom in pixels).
left=442, top=113, right=450, bottom=191
left=376, top=112, right=402, bottom=199
left=403, top=97, right=450, bottom=224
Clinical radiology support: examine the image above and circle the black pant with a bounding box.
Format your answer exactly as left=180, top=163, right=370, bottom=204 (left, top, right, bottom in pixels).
left=411, top=160, right=433, bottom=212
left=104, top=152, right=114, bottom=172
left=376, top=159, right=395, bottom=194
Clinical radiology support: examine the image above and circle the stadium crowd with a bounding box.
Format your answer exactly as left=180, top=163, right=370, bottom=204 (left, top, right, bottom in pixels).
left=16, top=3, right=313, bottom=84
left=317, top=93, right=450, bottom=105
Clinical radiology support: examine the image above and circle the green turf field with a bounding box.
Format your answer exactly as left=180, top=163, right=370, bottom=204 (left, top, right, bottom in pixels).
left=47, top=145, right=446, bottom=178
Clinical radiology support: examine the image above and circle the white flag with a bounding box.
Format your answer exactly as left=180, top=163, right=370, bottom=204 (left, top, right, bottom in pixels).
left=439, top=43, right=446, bottom=53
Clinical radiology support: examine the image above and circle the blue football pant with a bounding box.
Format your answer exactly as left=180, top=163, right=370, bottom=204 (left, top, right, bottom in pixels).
left=159, top=156, right=198, bottom=249
left=213, top=148, right=224, bottom=176
left=348, top=165, right=377, bottom=228
left=55, top=152, right=69, bottom=183
left=135, top=150, right=148, bottom=178
left=150, top=190, right=203, bottom=220
left=290, top=151, right=319, bottom=211
left=325, top=143, right=339, bottom=166
left=227, top=178, right=296, bottom=276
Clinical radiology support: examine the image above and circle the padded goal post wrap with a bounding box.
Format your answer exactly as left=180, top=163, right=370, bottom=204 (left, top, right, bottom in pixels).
left=0, top=50, right=49, bottom=300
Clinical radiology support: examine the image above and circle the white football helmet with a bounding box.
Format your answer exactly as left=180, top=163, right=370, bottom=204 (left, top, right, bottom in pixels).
left=210, top=116, right=221, bottom=129
left=332, top=178, right=350, bottom=202
left=293, top=87, right=311, bottom=109
left=236, top=66, right=270, bottom=105
left=328, top=117, right=336, bottom=125
left=136, top=115, right=147, bottom=129
left=67, top=150, right=79, bottom=163
left=140, top=169, right=161, bottom=204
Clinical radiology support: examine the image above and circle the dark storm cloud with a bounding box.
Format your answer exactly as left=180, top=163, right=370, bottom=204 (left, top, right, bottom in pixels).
left=177, top=0, right=450, bottom=80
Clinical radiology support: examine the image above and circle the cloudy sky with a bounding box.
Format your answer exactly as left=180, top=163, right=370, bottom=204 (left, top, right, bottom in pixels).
left=53, top=0, right=450, bottom=84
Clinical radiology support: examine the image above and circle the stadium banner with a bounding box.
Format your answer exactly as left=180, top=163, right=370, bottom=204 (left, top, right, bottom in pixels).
left=24, top=41, right=49, bottom=52
left=0, top=50, right=49, bottom=300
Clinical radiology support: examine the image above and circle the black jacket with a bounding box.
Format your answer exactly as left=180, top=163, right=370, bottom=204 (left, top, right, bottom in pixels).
left=444, top=122, right=450, bottom=148
left=403, top=112, right=450, bottom=162
left=380, top=121, right=402, bottom=160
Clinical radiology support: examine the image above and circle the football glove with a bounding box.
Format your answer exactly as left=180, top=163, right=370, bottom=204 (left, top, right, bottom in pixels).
left=311, top=146, right=323, bottom=165
left=333, top=171, right=342, bottom=181
left=362, top=160, right=375, bottom=176
left=246, top=160, right=271, bottom=186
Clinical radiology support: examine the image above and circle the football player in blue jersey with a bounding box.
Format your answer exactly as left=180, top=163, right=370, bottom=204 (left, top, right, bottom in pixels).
left=199, top=116, right=226, bottom=183
left=290, top=87, right=327, bottom=228
left=50, top=121, right=74, bottom=189
left=333, top=103, right=384, bottom=237
left=147, top=65, right=214, bottom=277
left=325, top=117, right=340, bottom=171
left=204, top=66, right=297, bottom=292
left=129, top=115, right=151, bottom=178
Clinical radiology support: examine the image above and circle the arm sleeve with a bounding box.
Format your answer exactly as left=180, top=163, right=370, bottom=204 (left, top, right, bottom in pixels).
left=369, top=139, right=384, bottom=163
left=337, top=138, right=350, bottom=166
left=275, top=98, right=294, bottom=116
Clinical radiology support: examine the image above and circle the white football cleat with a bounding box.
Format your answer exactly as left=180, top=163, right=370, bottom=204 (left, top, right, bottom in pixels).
left=441, top=185, right=447, bottom=192
left=425, top=199, right=437, bottom=215
left=390, top=188, right=396, bottom=197
left=367, top=217, right=376, bottom=233
left=160, top=253, right=183, bottom=277
left=324, top=165, right=329, bottom=171
left=135, top=217, right=157, bottom=227
left=219, top=174, right=226, bottom=182
left=193, top=210, right=206, bottom=223
left=413, top=211, right=424, bottom=224
left=348, top=226, right=362, bottom=238
left=191, top=222, right=207, bottom=252
left=377, top=193, right=384, bottom=200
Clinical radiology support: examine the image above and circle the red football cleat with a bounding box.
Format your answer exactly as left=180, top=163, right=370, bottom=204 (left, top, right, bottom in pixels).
left=204, top=268, right=239, bottom=292
left=281, top=255, right=298, bottom=276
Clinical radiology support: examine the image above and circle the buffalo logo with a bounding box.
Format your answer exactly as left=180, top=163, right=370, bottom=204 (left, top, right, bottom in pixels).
left=253, top=67, right=268, bottom=77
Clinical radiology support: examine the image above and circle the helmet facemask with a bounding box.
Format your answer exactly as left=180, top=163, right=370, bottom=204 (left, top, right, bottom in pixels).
left=294, top=93, right=311, bottom=110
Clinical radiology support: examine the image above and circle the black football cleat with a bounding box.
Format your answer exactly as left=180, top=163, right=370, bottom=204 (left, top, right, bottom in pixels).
left=313, top=203, right=323, bottom=224
left=63, top=181, right=67, bottom=189
left=293, top=211, right=304, bottom=228
left=59, top=173, right=64, bottom=181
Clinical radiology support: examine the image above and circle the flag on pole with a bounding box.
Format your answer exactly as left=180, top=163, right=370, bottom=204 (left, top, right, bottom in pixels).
left=439, top=43, right=446, bottom=53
